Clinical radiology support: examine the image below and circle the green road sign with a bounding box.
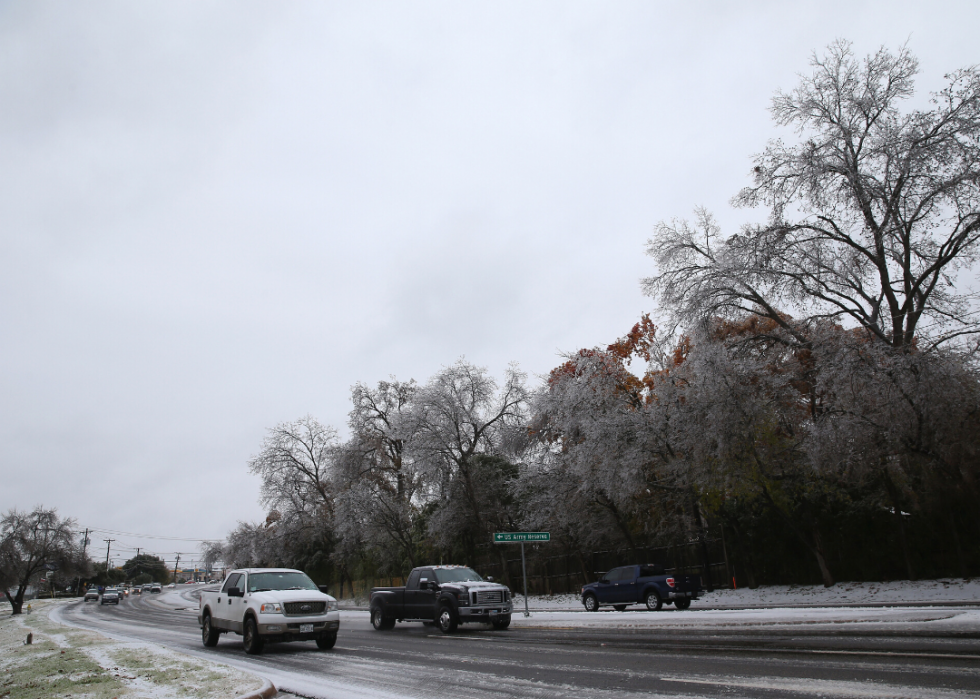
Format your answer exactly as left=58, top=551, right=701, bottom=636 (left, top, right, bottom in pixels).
left=493, top=532, right=550, bottom=543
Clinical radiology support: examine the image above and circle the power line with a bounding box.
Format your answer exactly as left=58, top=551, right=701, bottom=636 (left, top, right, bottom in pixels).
left=86, top=527, right=221, bottom=542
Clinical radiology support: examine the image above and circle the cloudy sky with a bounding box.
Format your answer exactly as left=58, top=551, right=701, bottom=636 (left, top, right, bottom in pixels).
left=2, top=1, right=977, bottom=567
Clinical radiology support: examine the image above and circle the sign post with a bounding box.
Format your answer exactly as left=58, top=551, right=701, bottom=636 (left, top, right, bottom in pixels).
left=493, top=532, right=550, bottom=617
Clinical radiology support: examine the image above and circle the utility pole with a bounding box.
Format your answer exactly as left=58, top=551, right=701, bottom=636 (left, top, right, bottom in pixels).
left=75, top=529, right=90, bottom=596
left=173, top=553, right=181, bottom=584
left=104, top=539, right=115, bottom=570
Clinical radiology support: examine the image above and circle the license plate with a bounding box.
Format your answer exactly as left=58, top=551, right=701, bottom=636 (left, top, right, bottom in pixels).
left=299, top=624, right=314, bottom=633
left=490, top=610, right=500, bottom=615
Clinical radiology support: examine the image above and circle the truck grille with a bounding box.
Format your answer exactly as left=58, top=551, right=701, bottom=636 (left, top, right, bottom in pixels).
left=475, top=590, right=503, bottom=605
left=283, top=601, right=326, bottom=616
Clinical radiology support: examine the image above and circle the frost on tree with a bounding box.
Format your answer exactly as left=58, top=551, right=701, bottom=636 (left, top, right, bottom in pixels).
left=645, top=40, right=980, bottom=350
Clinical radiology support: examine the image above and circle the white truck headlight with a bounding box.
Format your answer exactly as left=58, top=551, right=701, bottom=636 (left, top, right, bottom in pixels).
left=260, top=603, right=282, bottom=614
left=326, top=600, right=338, bottom=611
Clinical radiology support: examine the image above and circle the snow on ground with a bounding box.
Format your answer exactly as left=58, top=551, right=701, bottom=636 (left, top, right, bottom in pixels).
left=0, top=599, right=266, bottom=699
left=334, top=577, right=980, bottom=612
left=496, top=577, right=980, bottom=612
left=500, top=606, right=980, bottom=633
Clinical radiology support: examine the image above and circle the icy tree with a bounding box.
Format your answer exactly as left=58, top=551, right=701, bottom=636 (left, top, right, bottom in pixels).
left=0, top=507, right=83, bottom=614
left=248, top=416, right=338, bottom=537
left=645, top=41, right=980, bottom=350
left=405, top=360, right=530, bottom=574
left=332, top=379, right=426, bottom=573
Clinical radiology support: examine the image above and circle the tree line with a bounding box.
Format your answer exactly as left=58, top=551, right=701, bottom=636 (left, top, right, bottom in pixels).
left=0, top=506, right=183, bottom=614
left=223, top=42, right=980, bottom=590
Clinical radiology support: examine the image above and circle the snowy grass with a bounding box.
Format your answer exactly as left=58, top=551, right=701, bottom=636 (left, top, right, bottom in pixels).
left=0, top=599, right=265, bottom=698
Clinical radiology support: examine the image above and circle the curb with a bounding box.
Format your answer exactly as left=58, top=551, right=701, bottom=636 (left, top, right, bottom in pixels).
left=338, top=601, right=980, bottom=613
left=233, top=677, right=277, bottom=699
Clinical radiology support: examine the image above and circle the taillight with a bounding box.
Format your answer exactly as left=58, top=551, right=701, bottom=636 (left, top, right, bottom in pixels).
left=666, top=577, right=675, bottom=588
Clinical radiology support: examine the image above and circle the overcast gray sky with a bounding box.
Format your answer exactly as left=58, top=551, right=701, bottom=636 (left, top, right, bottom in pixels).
left=2, top=1, right=977, bottom=566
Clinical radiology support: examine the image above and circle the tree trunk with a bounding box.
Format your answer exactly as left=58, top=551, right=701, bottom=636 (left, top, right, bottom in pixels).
left=811, top=524, right=835, bottom=587
left=728, top=520, right=757, bottom=589
left=577, top=550, right=592, bottom=584
left=759, top=484, right=834, bottom=586
left=946, top=510, right=968, bottom=579
left=883, top=473, right=915, bottom=580
left=596, top=496, right=638, bottom=559
left=6, top=587, right=25, bottom=615
left=692, top=492, right=714, bottom=592
left=495, top=545, right=512, bottom=589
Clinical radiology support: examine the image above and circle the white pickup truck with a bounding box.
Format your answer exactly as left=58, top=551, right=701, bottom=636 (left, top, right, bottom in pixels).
left=198, top=568, right=340, bottom=654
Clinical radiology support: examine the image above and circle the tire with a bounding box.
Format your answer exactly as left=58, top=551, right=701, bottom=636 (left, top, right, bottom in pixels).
left=371, top=606, right=394, bottom=631
left=644, top=591, right=663, bottom=611
left=674, top=598, right=691, bottom=611
left=583, top=594, right=599, bottom=612
left=243, top=617, right=264, bottom=655
left=613, top=604, right=628, bottom=612
left=491, top=615, right=511, bottom=630
left=316, top=633, right=337, bottom=650
left=201, top=614, right=220, bottom=647
left=437, top=605, right=458, bottom=634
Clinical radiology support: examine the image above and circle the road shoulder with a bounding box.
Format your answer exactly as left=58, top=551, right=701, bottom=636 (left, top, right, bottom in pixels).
left=1, top=599, right=271, bottom=699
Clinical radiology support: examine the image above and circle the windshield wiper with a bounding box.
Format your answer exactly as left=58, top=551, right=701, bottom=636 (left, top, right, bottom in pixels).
left=252, top=588, right=272, bottom=592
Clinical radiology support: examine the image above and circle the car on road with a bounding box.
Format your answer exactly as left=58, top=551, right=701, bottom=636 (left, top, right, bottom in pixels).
left=370, top=565, right=513, bottom=634
left=101, top=588, right=121, bottom=605
left=84, top=588, right=100, bottom=601
left=581, top=564, right=702, bottom=612
left=198, top=568, right=340, bottom=655
left=150, top=583, right=162, bottom=593
left=131, top=585, right=141, bottom=595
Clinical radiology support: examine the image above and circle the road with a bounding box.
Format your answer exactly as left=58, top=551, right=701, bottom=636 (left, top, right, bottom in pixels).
left=56, top=586, right=980, bottom=698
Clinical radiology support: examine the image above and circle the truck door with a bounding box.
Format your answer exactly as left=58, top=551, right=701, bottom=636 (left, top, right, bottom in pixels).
left=603, top=567, right=632, bottom=603
left=213, top=573, right=242, bottom=631
left=403, top=569, right=422, bottom=618
left=594, top=569, right=616, bottom=604
left=228, top=572, right=247, bottom=633
left=617, top=566, right=638, bottom=602
left=409, top=568, right=436, bottom=619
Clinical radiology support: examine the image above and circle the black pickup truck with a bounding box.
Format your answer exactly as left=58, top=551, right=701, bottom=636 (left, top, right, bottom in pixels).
left=581, top=564, right=702, bottom=611
left=370, top=565, right=513, bottom=633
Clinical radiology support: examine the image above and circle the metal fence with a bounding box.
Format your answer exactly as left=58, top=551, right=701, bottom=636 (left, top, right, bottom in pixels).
left=327, top=538, right=732, bottom=601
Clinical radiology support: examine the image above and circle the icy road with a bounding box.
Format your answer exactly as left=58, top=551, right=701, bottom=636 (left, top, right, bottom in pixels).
left=55, top=585, right=980, bottom=698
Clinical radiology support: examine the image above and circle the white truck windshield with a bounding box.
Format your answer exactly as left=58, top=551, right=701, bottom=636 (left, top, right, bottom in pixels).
left=247, top=571, right=319, bottom=592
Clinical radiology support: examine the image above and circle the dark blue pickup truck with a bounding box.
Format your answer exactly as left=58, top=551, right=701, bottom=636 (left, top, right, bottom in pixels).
left=581, top=564, right=701, bottom=611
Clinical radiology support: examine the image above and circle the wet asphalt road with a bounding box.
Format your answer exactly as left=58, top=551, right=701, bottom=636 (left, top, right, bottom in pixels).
left=59, top=587, right=980, bottom=698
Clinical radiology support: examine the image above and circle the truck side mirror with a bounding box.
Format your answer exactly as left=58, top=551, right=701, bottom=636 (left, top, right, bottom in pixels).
left=428, top=581, right=439, bottom=591
left=318, top=585, right=330, bottom=594
left=228, top=587, right=244, bottom=597
left=486, top=576, right=494, bottom=582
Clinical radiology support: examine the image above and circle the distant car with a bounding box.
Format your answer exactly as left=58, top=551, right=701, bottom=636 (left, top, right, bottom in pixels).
left=142, top=584, right=153, bottom=593
left=150, top=583, right=162, bottom=593
left=101, top=588, right=121, bottom=605
left=84, top=589, right=99, bottom=601
left=132, top=586, right=142, bottom=595
left=167, top=583, right=175, bottom=588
